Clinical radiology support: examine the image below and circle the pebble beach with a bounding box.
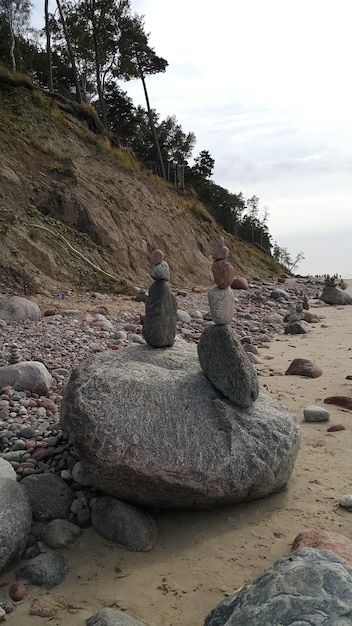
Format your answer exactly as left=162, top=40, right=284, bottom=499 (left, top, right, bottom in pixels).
left=1, top=276, right=352, bottom=625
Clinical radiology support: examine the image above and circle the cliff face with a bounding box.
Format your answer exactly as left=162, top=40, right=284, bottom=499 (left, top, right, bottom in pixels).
left=0, top=75, right=279, bottom=296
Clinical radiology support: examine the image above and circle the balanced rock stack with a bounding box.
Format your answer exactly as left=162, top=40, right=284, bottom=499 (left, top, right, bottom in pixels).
left=197, top=238, right=259, bottom=408
left=142, top=249, right=177, bottom=348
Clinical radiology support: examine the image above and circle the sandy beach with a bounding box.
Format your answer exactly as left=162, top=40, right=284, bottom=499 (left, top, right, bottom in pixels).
left=2, top=282, right=352, bottom=626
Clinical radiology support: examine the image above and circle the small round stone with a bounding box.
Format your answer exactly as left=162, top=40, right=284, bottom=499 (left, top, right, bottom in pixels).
left=339, top=494, right=352, bottom=510
left=9, top=581, right=27, bottom=602
left=303, top=406, right=330, bottom=422
left=150, top=260, right=170, bottom=281
left=151, top=249, right=164, bottom=265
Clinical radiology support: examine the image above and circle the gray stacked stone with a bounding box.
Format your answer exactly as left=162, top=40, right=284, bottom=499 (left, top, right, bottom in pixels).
left=198, top=238, right=259, bottom=407
left=142, top=249, right=177, bottom=348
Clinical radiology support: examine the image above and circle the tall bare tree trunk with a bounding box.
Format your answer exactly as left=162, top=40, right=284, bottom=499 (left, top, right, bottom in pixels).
left=137, top=55, right=166, bottom=180
left=56, top=0, right=83, bottom=103
left=8, top=11, right=16, bottom=72
left=89, top=0, right=107, bottom=127
left=45, top=0, right=53, bottom=91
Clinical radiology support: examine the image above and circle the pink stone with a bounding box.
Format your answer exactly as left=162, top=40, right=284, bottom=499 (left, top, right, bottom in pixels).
left=285, top=358, right=322, bottom=378
left=31, top=446, right=56, bottom=461
left=327, top=424, right=346, bottom=432
left=24, top=439, right=37, bottom=449
left=324, top=396, right=352, bottom=410
left=231, top=277, right=249, bottom=290
left=124, top=323, right=137, bottom=332
left=9, top=581, right=27, bottom=601
left=212, top=260, right=235, bottom=289
left=303, top=312, right=319, bottom=323
left=39, top=397, right=58, bottom=414
left=292, top=529, right=352, bottom=565
left=151, top=249, right=164, bottom=265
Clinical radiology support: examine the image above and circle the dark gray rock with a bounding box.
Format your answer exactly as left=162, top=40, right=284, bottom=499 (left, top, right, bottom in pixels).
left=21, top=473, right=75, bottom=522
left=197, top=325, right=259, bottom=407
left=15, top=552, right=68, bottom=589
left=142, top=280, right=177, bottom=347
left=0, top=361, right=53, bottom=395
left=91, top=497, right=157, bottom=551
left=204, top=548, right=352, bottom=626
left=320, top=285, right=352, bottom=305
left=61, top=340, right=300, bottom=510
left=87, top=607, right=146, bottom=626
left=0, top=596, right=13, bottom=614
left=270, top=288, right=289, bottom=300
left=40, top=519, right=82, bottom=549
left=284, top=320, right=308, bottom=334
left=0, top=296, right=41, bottom=321
left=0, top=478, right=32, bottom=574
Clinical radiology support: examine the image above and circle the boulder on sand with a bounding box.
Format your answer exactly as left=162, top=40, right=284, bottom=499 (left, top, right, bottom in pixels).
left=204, top=548, right=352, bottom=625
left=0, top=296, right=41, bottom=321
left=61, top=339, right=300, bottom=510
left=320, top=283, right=352, bottom=305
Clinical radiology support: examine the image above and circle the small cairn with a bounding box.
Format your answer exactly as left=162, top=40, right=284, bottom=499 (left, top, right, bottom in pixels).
left=142, top=249, right=178, bottom=348
left=8, top=344, right=21, bottom=364
left=284, top=300, right=308, bottom=335
left=197, top=238, right=259, bottom=408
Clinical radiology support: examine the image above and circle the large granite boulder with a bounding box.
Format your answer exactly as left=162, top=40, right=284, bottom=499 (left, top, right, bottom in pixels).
left=0, top=478, right=32, bottom=574
left=61, top=339, right=300, bottom=510
left=320, top=284, right=352, bottom=305
left=204, top=548, right=352, bottom=625
left=0, top=296, right=41, bottom=321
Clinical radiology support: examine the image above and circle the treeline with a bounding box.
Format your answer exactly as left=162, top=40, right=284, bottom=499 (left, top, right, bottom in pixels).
left=0, top=0, right=300, bottom=265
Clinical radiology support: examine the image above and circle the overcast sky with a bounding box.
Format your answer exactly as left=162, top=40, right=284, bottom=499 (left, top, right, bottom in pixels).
left=32, top=0, right=352, bottom=277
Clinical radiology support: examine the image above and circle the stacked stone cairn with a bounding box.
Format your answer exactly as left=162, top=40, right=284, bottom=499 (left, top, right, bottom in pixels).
left=142, top=249, right=178, bottom=348
left=197, top=238, right=259, bottom=408
left=8, top=344, right=21, bottom=365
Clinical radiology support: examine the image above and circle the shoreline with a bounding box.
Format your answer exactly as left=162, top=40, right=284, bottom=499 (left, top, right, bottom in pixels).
left=1, top=279, right=352, bottom=625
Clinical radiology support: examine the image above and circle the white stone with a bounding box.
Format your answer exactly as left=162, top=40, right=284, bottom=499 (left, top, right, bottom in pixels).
left=339, top=494, right=352, bottom=510
left=208, top=286, right=234, bottom=324
left=303, top=405, right=330, bottom=422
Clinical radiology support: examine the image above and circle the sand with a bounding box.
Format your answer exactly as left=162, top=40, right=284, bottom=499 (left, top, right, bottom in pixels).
left=3, top=282, right=352, bottom=626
